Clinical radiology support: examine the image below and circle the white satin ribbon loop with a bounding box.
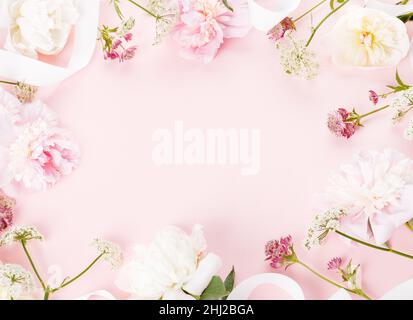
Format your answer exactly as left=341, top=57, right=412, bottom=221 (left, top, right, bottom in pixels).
left=227, top=273, right=305, bottom=300
left=77, top=290, right=116, bottom=300
left=248, top=0, right=301, bottom=32
left=0, top=0, right=100, bottom=86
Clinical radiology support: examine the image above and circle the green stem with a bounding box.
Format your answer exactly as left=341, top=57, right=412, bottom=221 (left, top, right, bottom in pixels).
left=297, top=261, right=372, bottom=300
left=51, top=253, right=105, bottom=293
left=20, top=241, right=47, bottom=291
left=43, top=289, right=50, bottom=300
left=306, top=0, right=350, bottom=47
left=126, top=0, right=160, bottom=19
left=294, top=0, right=328, bottom=23
left=335, top=230, right=413, bottom=260
left=0, top=80, right=17, bottom=86
left=347, top=105, right=390, bottom=122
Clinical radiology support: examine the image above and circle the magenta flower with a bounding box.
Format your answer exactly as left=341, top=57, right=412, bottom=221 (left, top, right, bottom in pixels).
left=0, top=190, right=15, bottom=232
left=327, top=108, right=356, bottom=139
left=112, top=39, right=122, bottom=50
left=369, top=90, right=379, bottom=105
left=265, top=235, right=296, bottom=269
left=124, top=33, right=133, bottom=42
left=267, top=17, right=296, bottom=41
left=120, top=46, right=138, bottom=62
left=327, top=257, right=343, bottom=270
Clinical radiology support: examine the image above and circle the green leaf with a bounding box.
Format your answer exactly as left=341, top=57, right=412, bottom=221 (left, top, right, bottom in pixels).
left=222, top=0, right=234, bottom=11
left=396, top=70, right=407, bottom=87
left=200, top=276, right=228, bottom=300
left=407, top=219, right=413, bottom=233
left=224, top=267, right=235, bottom=293
left=329, top=0, right=335, bottom=10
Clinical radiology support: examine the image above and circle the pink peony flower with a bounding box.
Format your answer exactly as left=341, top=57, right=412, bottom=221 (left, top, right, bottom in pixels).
left=327, top=108, right=356, bottom=139
left=0, top=190, right=15, bottom=232
left=265, top=235, right=296, bottom=269
left=369, top=90, right=379, bottom=105
left=327, top=257, right=342, bottom=270
left=267, top=17, right=295, bottom=41
left=0, top=87, right=80, bottom=192
left=173, top=0, right=251, bottom=63
left=324, top=149, right=413, bottom=244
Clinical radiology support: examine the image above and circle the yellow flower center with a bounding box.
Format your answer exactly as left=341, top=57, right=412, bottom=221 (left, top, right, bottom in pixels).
left=359, top=31, right=374, bottom=48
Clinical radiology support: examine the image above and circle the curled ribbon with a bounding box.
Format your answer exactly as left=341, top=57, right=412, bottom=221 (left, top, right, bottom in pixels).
left=247, top=0, right=301, bottom=32
left=227, top=273, right=413, bottom=300
left=0, top=0, right=100, bottom=86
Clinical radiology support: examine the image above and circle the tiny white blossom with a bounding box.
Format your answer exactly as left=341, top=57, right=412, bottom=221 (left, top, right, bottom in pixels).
left=404, top=118, right=413, bottom=140
left=390, top=87, right=413, bottom=122
left=91, top=238, right=123, bottom=269
left=0, top=264, right=34, bottom=300
left=0, top=226, right=43, bottom=246
left=147, top=0, right=178, bottom=45
left=305, top=208, right=346, bottom=249
left=276, top=31, right=319, bottom=80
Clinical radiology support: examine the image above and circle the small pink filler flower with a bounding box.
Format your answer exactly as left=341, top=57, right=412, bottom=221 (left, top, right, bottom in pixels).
left=267, top=17, right=296, bottom=41
left=0, top=190, right=15, bottom=232
left=327, top=108, right=356, bottom=139
left=265, top=235, right=296, bottom=269
left=327, top=257, right=343, bottom=270
left=369, top=90, right=379, bottom=105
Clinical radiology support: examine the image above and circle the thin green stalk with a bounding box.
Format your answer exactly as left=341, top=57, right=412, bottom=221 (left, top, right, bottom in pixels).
left=297, top=261, right=372, bottom=300
left=0, top=80, right=17, bottom=86
left=306, top=0, right=350, bottom=46
left=20, top=241, right=47, bottom=291
left=346, top=105, right=390, bottom=122
left=126, top=0, right=160, bottom=19
left=51, top=253, right=105, bottom=293
left=294, top=0, right=328, bottom=23
left=335, top=230, right=413, bottom=260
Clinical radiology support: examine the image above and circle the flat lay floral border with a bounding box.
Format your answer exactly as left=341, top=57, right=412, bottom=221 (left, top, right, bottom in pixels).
left=0, top=0, right=413, bottom=300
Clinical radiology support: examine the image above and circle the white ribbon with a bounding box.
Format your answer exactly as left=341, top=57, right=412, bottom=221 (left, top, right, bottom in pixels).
left=247, top=0, right=301, bottom=32
left=77, top=290, right=117, bottom=300
left=227, top=273, right=305, bottom=300
left=227, top=272, right=413, bottom=300
left=0, top=0, right=100, bottom=86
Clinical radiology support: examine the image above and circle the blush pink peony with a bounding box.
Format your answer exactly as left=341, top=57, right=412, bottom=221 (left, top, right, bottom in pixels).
left=173, top=0, right=251, bottom=63
left=0, top=87, right=79, bottom=192
left=324, top=149, right=413, bottom=244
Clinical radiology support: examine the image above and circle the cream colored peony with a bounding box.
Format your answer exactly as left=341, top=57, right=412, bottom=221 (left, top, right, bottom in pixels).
left=331, top=7, right=410, bottom=67
left=6, top=0, right=79, bottom=58
left=116, top=225, right=223, bottom=300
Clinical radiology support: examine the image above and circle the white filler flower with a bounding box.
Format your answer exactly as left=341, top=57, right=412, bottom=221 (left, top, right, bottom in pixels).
left=116, top=225, right=222, bottom=300
left=331, top=7, right=410, bottom=67
left=6, top=0, right=79, bottom=58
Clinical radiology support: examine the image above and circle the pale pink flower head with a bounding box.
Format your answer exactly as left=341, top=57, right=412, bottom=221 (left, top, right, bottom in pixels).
left=0, top=90, right=80, bottom=192
left=173, top=0, right=251, bottom=63
left=120, top=46, right=138, bottom=62
left=324, top=149, right=413, bottom=244
left=369, top=90, right=379, bottom=105
left=327, top=108, right=356, bottom=139
left=327, top=257, right=342, bottom=270
left=267, top=17, right=295, bottom=41
left=265, top=235, right=296, bottom=269
left=0, top=190, right=15, bottom=232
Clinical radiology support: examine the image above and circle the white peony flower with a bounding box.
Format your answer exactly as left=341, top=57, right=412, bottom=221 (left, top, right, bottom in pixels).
left=116, top=225, right=222, bottom=300
left=331, top=7, right=410, bottom=67
left=6, top=0, right=79, bottom=58
left=323, top=149, right=413, bottom=244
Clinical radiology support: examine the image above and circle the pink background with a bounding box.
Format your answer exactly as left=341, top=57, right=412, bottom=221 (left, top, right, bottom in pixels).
left=3, top=1, right=413, bottom=300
